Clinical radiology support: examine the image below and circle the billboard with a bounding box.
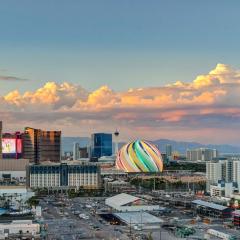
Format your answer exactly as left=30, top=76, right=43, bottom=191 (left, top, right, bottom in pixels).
left=2, top=138, right=16, bottom=154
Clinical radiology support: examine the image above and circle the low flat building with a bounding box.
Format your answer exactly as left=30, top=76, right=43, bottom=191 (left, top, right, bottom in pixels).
left=232, top=210, right=240, bottom=227
left=114, top=212, right=163, bottom=229
left=0, top=159, right=29, bottom=182
left=104, top=179, right=136, bottom=193
left=0, top=220, right=40, bottom=239
left=210, top=181, right=238, bottom=198
left=105, top=193, right=160, bottom=212
left=192, top=199, right=232, bottom=218
left=26, top=161, right=101, bottom=190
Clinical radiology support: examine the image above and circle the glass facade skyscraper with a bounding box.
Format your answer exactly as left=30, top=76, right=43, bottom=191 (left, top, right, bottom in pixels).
left=91, top=133, right=112, bottom=158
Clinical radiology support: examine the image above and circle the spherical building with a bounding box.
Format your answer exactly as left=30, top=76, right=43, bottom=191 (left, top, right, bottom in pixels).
left=116, top=140, right=163, bottom=172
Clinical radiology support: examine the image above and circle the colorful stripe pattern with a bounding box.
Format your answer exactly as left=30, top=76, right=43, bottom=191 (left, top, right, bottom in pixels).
left=116, top=140, right=163, bottom=172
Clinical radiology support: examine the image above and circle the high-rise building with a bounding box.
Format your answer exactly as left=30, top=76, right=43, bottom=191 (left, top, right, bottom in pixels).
left=73, top=142, right=80, bottom=160
left=166, top=144, right=172, bottom=158
left=91, top=133, right=112, bottom=159
left=187, top=148, right=218, bottom=161
left=0, top=121, right=2, bottom=159
left=206, top=159, right=226, bottom=186
left=233, top=159, right=240, bottom=191
left=206, top=157, right=240, bottom=194
left=23, top=127, right=61, bottom=164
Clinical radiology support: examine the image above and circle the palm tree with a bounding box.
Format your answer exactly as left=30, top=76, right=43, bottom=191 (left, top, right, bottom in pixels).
left=147, top=232, right=153, bottom=240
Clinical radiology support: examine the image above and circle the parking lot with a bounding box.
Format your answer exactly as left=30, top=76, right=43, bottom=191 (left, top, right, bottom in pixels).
left=39, top=195, right=182, bottom=240
left=40, top=195, right=133, bottom=240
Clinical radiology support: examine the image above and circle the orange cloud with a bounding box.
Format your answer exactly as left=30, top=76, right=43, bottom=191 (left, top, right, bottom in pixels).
left=1, top=63, right=240, bottom=143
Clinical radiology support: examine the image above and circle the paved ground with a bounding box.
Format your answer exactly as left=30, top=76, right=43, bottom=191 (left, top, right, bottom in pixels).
left=40, top=196, right=131, bottom=240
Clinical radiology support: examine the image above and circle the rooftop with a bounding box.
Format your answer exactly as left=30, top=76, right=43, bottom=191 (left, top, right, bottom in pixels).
left=106, top=193, right=140, bottom=206
left=114, top=212, right=164, bottom=225
left=192, top=199, right=229, bottom=211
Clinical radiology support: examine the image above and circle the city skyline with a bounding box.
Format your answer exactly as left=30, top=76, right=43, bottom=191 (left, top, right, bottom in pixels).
left=1, top=1, right=240, bottom=144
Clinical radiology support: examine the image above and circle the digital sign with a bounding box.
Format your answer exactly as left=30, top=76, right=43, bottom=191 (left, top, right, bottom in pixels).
left=2, top=138, right=16, bottom=154
left=116, top=140, right=163, bottom=173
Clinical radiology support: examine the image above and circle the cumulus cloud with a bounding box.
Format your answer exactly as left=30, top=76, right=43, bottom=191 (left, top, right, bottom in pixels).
left=1, top=63, right=240, bottom=143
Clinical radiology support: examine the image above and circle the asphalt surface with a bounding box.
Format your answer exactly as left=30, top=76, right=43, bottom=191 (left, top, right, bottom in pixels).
left=40, top=196, right=130, bottom=240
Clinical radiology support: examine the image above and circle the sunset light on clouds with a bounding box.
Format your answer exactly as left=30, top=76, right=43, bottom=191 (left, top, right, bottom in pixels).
left=1, top=63, right=240, bottom=144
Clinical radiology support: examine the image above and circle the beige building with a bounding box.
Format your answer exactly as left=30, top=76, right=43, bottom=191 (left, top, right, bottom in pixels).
left=0, top=220, right=40, bottom=239
left=0, top=158, right=29, bottom=181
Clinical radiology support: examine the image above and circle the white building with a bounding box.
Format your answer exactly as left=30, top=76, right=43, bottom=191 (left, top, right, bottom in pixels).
left=233, top=159, right=240, bottom=191
left=73, top=142, right=80, bottom=160
left=206, top=160, right=224, bottom=185
left=187, top=148, right=218, bottom=161
left=206, top=157, right=240, bottom=196
left=210, top=182, right=237, bottom=198
left=105, top=193, right=160, bottom=212
left=0, top=220, right=40, bottom=239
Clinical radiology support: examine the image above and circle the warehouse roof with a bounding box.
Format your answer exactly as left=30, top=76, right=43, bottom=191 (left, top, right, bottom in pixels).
left=192, top=200, right=228, bottom=211
left=114, top=212, right=164, bottom=225
left=106, top=193, right=140, bottom=207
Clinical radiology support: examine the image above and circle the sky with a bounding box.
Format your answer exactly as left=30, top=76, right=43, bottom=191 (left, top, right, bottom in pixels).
left=1, top=0, right=240, bottom=144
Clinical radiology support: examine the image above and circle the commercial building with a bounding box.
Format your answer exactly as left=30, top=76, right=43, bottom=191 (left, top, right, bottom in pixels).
left=79, top=147, right=88, bottom=158
left=91, top=133, right=112, bottom=158
left=73, top=142, right=80, bottom=160
left=0, top=220, right=40, bottom=239
left=105, top=193, right=160, bottom=212
left=104, top=179, right=136, bottom=193
left=26, top=162, right=101, bottom=190
left=114, top=212, right=163, bottom=230
left=206, top=228, right=237, bottom=240
left=232, top=210, right=240, bottom=227
left=101, top=168, right=128, bottom=179
left=0, top=121, right=2, bottom=159
left=165, top=144, right=172, bottom=158
left=186, top=148, right=218, bottom=161
left=0, top=158, right=29, bottom=182
left=210, top=181, right=238, bottom=198
left=23, top=127, right=61, bottom=163
left=192, top=199, right=232, bottom=218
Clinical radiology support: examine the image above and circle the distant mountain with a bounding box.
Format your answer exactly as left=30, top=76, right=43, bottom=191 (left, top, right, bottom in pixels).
left=152, top=139, right=240, bottom=154
left=62, top=137, right=240, bottom=155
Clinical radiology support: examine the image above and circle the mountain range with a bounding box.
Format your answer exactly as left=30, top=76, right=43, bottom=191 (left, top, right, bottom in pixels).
left=62, top=137, right=240, bottom=154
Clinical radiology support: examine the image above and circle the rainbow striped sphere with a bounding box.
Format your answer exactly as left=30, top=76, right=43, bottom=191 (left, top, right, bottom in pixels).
left=116, top=140, right=163, bottom=172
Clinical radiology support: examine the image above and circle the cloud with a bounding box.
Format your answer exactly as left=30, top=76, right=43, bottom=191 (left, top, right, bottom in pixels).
left=0, top=75, right=28, bottom=81
left=1, top=63, right=240, bottom=144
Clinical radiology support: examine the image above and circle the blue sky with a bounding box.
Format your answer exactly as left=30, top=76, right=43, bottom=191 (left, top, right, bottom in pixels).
left=0, top=0, right=240, bottom=95
left=2, top=1, right=240, bottom=143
